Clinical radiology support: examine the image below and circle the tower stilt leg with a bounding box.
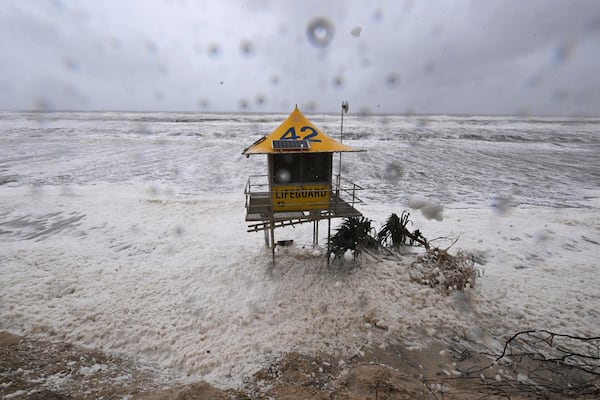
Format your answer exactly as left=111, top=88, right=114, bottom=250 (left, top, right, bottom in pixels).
left=327, top=216, right=331, bottom=267
left=264, top=225, right=270, bottom=247
left=270, top=221, right=275, bottom=265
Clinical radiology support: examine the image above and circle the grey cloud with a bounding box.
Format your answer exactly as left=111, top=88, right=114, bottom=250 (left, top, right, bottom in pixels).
left=0, top=0, right=598, bottom=115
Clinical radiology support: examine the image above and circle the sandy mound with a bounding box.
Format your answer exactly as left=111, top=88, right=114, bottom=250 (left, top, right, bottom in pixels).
left=8, top=330, right=597, bottom=399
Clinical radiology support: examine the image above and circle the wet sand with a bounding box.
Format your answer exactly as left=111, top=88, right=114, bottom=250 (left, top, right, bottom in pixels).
left=2, top=330, right=577, bottom=400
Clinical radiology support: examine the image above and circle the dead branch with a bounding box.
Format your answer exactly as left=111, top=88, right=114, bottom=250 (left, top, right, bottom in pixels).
left=409, top=248, right=476, bottom=294
left=441, top=330, right=600, bottom=398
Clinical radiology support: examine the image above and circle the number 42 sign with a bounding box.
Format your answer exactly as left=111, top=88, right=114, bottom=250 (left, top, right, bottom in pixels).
left=280, top=126, right=322, bottom=142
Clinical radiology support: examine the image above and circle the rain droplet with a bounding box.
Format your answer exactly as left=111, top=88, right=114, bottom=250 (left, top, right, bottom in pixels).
left=255, top=94, right=266, bottom=106
left=350, top=26, right=362, bottom=38
left=424, top=61, right=436, bottom=75
left=173, top=225, right=185, bottom=237
left=33, top=96, right=52, bottom=111
left=491, top=195, right=514, bottom=216
left=62, top=56, right=77, bottom=71
left=239, top=39, right=254, bottom=57
left=516, top=107, right=531, bottom=117
left=109, top=37, right=122, bottom=50
left=373, top=9, right=383, bottom=22
left=158, top=63, right=169, bottom=75
left=239, top=98, right=250, bottom=110
left=306, top=17, right=335, bottom=47
left=357, top=107, right=371, bottom=116
left=431, top=23, right=444, bottom=37
left=384, top=163, right=404, bottom=184
left=147, top=185, right=159, bottom=196
left=552, top=89, right=569, bottom=103
left=386, top=72, right=401, bottom=87
left=332, top=75, right=345, bottom=88
left=304, top=101, right=318, bottom=112
left=415, top=118, right=429, bottom=128
left=146, top=40, right=158, bottom=54
left=207, top=43, right=221, bottom=58
left=554, top=39, right=576, bottom=64
left=270, top=74, right=280, bottom=85
left=276, top=169, right=291, bottom=183
left=525, top=73, right=542, bottom=88
left=198, top=98, right=209, bottom=110
left=534, top=230, right=552, bottom=243
left=585, top=15, right=600, bottom=32
left=408, top=195, right=444, bottom=221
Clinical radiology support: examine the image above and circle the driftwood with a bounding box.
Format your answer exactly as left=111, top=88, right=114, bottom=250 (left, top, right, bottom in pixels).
left=409, top=248, right=476, bottom=294
left=432, top=330, right=600, bottom=399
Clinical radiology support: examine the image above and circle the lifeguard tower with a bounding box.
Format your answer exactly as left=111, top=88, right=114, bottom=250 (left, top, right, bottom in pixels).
left=242, top=105, right=364, bottom=262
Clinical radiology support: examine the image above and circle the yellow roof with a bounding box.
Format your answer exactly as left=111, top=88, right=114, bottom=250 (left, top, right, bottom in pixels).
left=242, top=106, right=361, bottom=155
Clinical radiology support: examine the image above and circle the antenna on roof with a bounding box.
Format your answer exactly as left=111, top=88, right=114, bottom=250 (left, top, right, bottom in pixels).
left=340, top=101, right=349, bottom=144
left=338, top=100, right=349, bottom=186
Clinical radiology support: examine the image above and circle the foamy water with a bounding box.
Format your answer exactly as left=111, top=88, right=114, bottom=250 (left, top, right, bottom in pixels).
left=1, top=111, right=599, bottom=387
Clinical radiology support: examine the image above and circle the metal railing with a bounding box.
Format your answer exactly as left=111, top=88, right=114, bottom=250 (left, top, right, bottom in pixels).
left=334, top=174, right=364, bottom=210
left=244, top=174, right=270, bottom=208
left=244, top=174, right=363, bottom=215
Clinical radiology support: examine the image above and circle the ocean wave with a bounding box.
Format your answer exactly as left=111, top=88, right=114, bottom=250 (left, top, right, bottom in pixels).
left=1, top=111, right=598, bottom=208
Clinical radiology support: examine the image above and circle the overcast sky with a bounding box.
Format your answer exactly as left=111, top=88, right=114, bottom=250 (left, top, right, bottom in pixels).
left=1, top=0, right=599, bottom=116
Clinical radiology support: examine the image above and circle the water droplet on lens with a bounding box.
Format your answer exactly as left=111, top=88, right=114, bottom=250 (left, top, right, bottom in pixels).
left=554, top=39, right=576, bottom=64
left=276, top=169, right=290, bottom=183
left=332, top=75, right=345, bottom=88
left=385, top=163, right=404, bottom=184
left=306, top=17, right=335, bottom=47
left=239, top=39, right=254, bottom=57
left=424, top=61, right=436, bottom=75
left=553, top=89, right=569, bottom=103
left=109, top=37, right=122, bottom=50
left=173, top=225, right=185, bottom=237
left=270, top=74, right=280, bottom=85
left=516, top=107, right=531, bottom=117
left=373, top=9, right=383, bottom=22
left=431, top=23, right=444, bottom=37
left=386, top=72, right=401, bottom=87
left=158, top=63, right=169, bottom=75
left=255, top=94, right=266, bottom=106
left=415, top=118, right=429, bottom=128
left=63, top=57, right=77, bottom=71
left=525, top=73, right=542, bottom=88
left=350, top=26, right=362, bottom=37
left=198, top=98, right=209, bottom=110
left=147, top=185, right=159, bottom=196
left=239, top=98, right=250, bottom=110
left=146, top=40, right=158, bottom=54
left=207, top=43, right=221, bottom=58
left=33, top=96, right=52, bottom=111
left=304, top=101, right=317, bottom=112
left=534, top=230, right=552, bottom=243
left=357, top=107, right=371, bottom=116
left=491, top=195, right=514, bottom=215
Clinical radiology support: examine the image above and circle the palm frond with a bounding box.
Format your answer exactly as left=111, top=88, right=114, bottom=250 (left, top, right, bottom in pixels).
left=328, top=216, right=378, bottom=263
left=377, top=211, right=429, bottom=250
